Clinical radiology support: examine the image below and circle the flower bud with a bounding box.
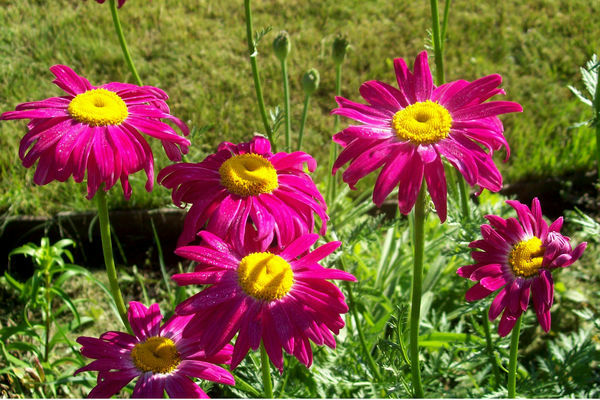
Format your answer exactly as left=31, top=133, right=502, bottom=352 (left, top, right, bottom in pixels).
left=273, top=31, right=291, bottom=62
left=332, top=35, right=349, bottom=65
left=301, top=68, right=320, bottom=96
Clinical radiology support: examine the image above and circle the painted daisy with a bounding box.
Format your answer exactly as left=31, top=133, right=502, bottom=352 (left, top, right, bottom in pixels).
left=0, top=65, right=190, bottom=199
left=457, top=198, right=586, bottom=336
left=158, top=135, right=327, bottom=248
left=75, top=302, right=234, bottom=398
left=331, top=51, right=522, bottom=222
left=172, top=231, right=356, bottom=372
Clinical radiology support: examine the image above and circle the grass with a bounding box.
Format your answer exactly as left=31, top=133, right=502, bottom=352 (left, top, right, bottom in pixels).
left=0, top=0, right=599, bottom=216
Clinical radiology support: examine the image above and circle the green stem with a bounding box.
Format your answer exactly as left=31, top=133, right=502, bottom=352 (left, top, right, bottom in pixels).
left=346, top=280, right=382, bottom=381
left=260, top=342, right=273, bottom=398
left=95, top=189, right=131, bottom=332
left=244, top=0, right=276, bottom=151
left=482, top=309, right=501, bottom=387
left=230, top=371, right=261, bottom=398
left=281, top=59, right=292, bottom=151
left=297, top=95, right=310, bottom=151
left=593, top=63, right=600, bottom=182
left=456, top=169, right=470, bottom=218
left=43, top=268, right=51, bottom=362
left=507, top=315, right=522, bottom=398
left=440, top=0, right=452, bottom=51
left=429, top=0, right=445, bottom=85
left=409, top=184, right=426, bottom=398
left=109, top=0, right=142, bottom=86
left=327, top=62, right=343, bottom=207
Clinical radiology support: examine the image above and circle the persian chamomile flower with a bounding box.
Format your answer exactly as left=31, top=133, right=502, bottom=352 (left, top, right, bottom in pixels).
left=457, top=198, right=586, bottom=336
left=159, top=136, right=327, bottom=248
left=172, top=231, right=356, bottom=372
left=75, top=302, right=234, bottom=398
left=0, top=65, right=189, bottom=199
left=331, top=51, right=523, bottom=222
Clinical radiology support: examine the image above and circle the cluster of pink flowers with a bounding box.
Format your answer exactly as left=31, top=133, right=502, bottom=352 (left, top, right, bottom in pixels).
left=2, top=57, right=356, bottom=396
left=2, top=43, right=587, bottom=396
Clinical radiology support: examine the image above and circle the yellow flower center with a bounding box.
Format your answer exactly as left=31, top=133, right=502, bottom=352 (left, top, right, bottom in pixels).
left=68, top=88, right=128, bottom=126
left=219, top=153, right=278, bottom=197
left=237, top=252, right=293, bottom=301
left=391, top=100, right=452, bottom=145
left=131, top=336, right=180, bottom=374
left=508, top=237, right=546, bottom=278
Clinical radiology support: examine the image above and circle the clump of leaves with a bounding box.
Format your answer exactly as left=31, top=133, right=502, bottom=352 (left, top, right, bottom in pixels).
left=0, top=238, right=111, bottom=398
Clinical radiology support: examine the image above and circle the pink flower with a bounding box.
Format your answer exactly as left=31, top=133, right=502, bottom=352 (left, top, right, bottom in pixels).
left=158, top=136, right=327, bottom=248
left=457, top=198, right=587, bottom=336
left=1, top=65, right=189, bottom=199
left=90, top=0, right=127, bottom=8
left=172, top=231, right=356, bottom=372
left=331, top=51, right=522, bottom=222
left=75, top=302, right=234, bottom=398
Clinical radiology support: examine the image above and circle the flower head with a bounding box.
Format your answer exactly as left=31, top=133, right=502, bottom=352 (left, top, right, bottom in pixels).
left=457, top=198, right=587, bottom=336
left=1, top=65, right=190, bottom=199
left=89, top=0, right=127, bottom=8
left=158, top=136, right=328, bottom=248
left=331, top=51, right=522, bottom=222
left=75, top=302, right=234, bottom=398
left=172, top=231, right=356, bottom=372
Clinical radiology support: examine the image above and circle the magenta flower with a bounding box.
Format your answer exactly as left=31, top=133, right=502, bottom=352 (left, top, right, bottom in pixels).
left=172, top=231, right=356, bottom=372
left=457, top=198, right=586, bottom=336
left=75, top=302, right=234, bottom=398
left=0, top=65, right=190, bottom=199
left=331, top=51, right=522, bottom=222
left=158, top=136, right=327, bottom=248
left=90, top=0, right=127, bottom=7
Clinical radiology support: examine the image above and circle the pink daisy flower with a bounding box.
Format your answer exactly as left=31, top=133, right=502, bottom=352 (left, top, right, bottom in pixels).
left=331, top=51, right=523, bottom=222
left=1, top=65, right=190, bottom=199
left=457, top=198, right=587, bottom=336
left=158, top=135, right=328, bottom=248
left=75, top=302, right=234, bottom=398
left=172, top=231, right=356, bottom=372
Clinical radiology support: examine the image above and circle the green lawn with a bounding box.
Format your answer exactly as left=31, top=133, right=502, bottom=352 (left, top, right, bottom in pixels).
left=1, top=0, right=598, bottom=215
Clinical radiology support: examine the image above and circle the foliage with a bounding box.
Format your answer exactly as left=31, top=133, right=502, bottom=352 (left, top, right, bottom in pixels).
left=0, top=238, right=110, bottom=398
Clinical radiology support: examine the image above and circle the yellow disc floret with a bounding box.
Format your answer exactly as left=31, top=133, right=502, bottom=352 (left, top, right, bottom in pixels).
left=237, top=252, right=293, bottom=301
left=68, top=88, right=128, bottom=126
left=131, top=336, right=180, bottom=374
left=508, top=237, right=546, bottom=278
left=219, top=153, right=278, bottom=197
left=392, top=100, right=452, bottom=145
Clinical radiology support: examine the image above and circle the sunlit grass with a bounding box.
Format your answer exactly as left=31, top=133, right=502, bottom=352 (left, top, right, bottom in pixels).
left=1, top=0, right=599, bottom=215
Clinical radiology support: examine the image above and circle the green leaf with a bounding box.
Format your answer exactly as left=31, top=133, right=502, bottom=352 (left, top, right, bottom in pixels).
left=3, top=271, right=24, bottom=294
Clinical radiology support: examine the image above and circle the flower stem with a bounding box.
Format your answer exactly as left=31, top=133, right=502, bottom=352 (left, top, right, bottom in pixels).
left=95, top=189, right=131, bottom=332
left=297, top=94, right=310, bottom=151
left=429, top=0, right=445, bottom=85
left=260, top=342, right=273, bottom=398
left=593, top=62, right=600, bottom=182
left=482, top=308, right=501, bottom=387
left=43, top=267, right=52, bottom=362
left=409, top=183, right=426, bottom=398
left=244, top=0, right=276, bottom=151
left=327, top=62, right=343, bottom=207
left=280, top=59, right=292, bottom=152
left=507, top=315, right=522, bottom=398
left=108, top=0, right=143, bottom=86
left=345, top=279, right=382, bottom=381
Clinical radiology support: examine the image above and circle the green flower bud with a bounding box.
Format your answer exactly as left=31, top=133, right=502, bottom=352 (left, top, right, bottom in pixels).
left=301, top=68, right=320, bottom=96
left=273, top=31, right=291, bottom=61
left=332, top=34, right=349, bottom=65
